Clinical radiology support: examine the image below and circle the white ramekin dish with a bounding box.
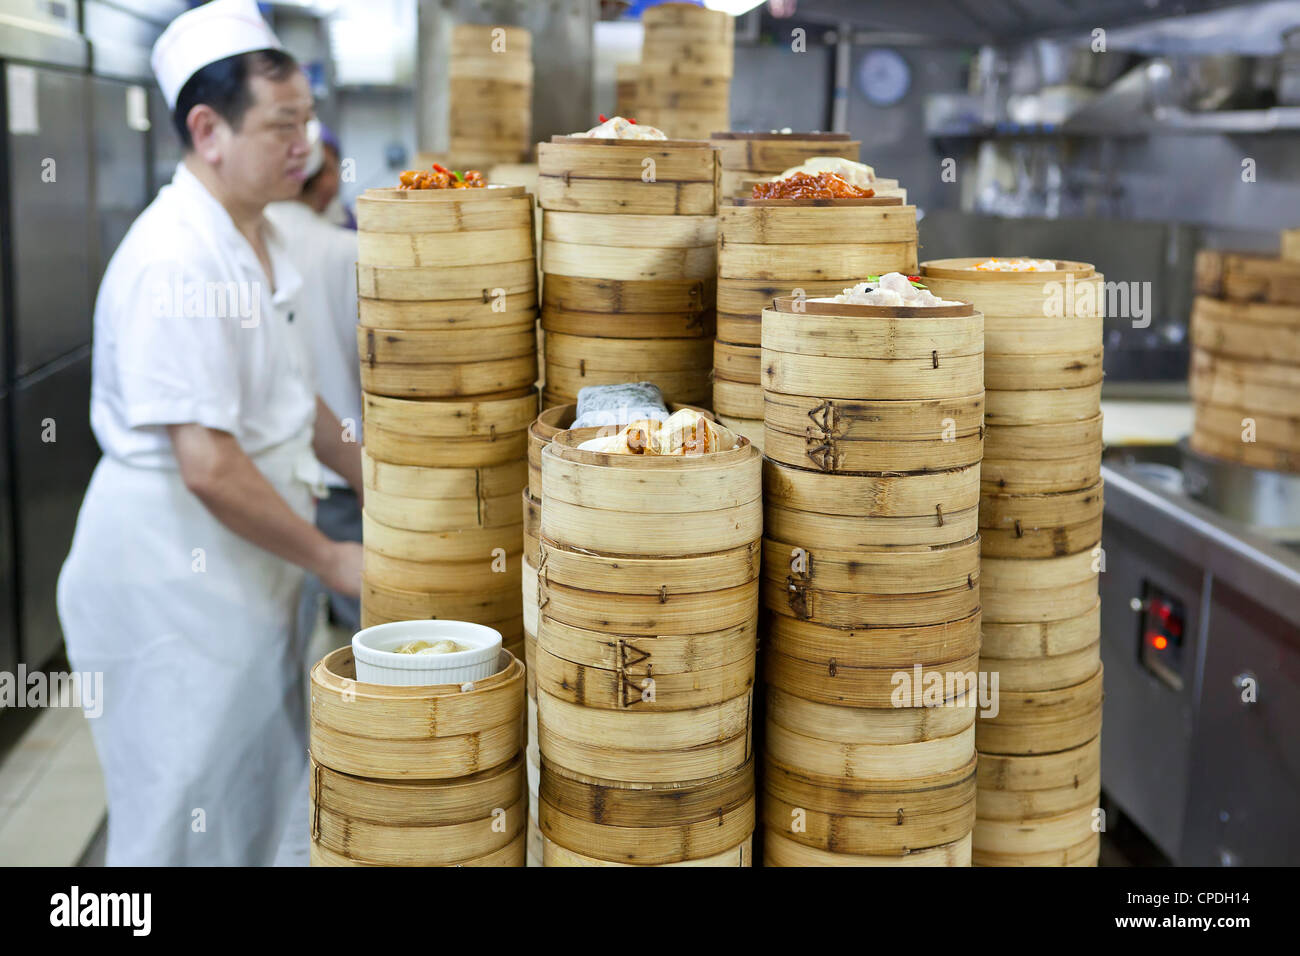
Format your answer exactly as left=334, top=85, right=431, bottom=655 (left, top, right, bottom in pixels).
left=351, top=620, right=503, bottom=686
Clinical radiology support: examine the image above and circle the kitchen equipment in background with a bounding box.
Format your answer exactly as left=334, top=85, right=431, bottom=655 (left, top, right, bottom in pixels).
left=1182, top=440, right=1300, bottom=539
left=1281, top=26, right=1300, bottom=105
left=0, top=388, right=14, bottom=681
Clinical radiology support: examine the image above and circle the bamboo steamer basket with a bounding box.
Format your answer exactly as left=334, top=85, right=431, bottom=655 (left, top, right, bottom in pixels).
left=983, top=413, right=1103, bottom=462
left=765, top=612, right=981, bottom=707
left=544, top=333, right=712, bottom=377
left=976, top=762, right=1100, bottom=822
left=763, top=756, right=976, bottom=856
left=615, top=62, right=638, bottom=117
left=1195, top=248, right=1300, bottom=305
left=985, top=383, right=1101, bottom=425
left=763, top=427, right=983, bottom=474
left=362, top=449, right=527, bottom=500
left=761, top=536, right=979, bottom=628
left=981, top=550, right=1099, bottom=623
left=311, top=831, right=526, bottom=867
left=358, top=295, right=536, bottom=332
left=364, top=546, right=521, bottom=594
left=1193, top=402, right=1300, bottom=448
left=764, top=458, right=980, bottom=517
left=980, top=481, right=1104, bottom=558
left=357, top=324, right=535, bottom=365
left=1192, top=295, right=1300, bottom=362
left=448, top=26, right=532, bottom=163
left=632, top=107, right=729, bottom=142
left=359, top=354, right=537, bottom=400
left=641, top=2, right=734, bottom=62
left=765, top=831, right=970, bottom=867
left=761, top=297, right=982, bottom=402
left=981, top=451, right=1102, bottom=496
left=711, top=131, right=859, bottom=197
left=982, top=599, right=1100, bottom=661
left=1189, top=428, right=1300, bottom=473
left=539, top=430, right=761, bottom=557
left=1190, top=347, right=1300, bottom=417
left=713, top=377, right=763, bottom=419
left=982, top=349, right=1104, bottom=391
left=716, top=414, right=764, bottom=450
left=363, top=390, right=537, bottom=442
left=536, top=687, right=753, bottom=784
left=544, top=835, right=752, bottom=867
left=364, top=421, right=529, bottom=469
left=766, top=714, right=976, bottom=780
left=977, top=734, right=1100, bottom=793
left=766, top=685, right=975, bottom=745
left=972, top=831, right=1098, bottom=867
left=355, top=183, right=532, bottom=237
left=361, top=575, right=521, bottom=624
left=975, top=665, right=1104, bottom=756
left=635, top=68, right=730, bottom=109
left=537, top=137, right=720, bottom=217
left=522, top=490, right=541, bottom=564
left=973, top=804, right=1099, bottom=857
left=543, top=273, right=713, bottom=317
left=308, top=753, right=525, bottom=867
left=764, top=392, right=983, bottom=444
left=363, top=511, right=522, bottom=563
left=538, top=615, right=756, bottom=681
left=357, top=258, right=536, bottom=303
left=981, top=640, right=1101, bottom=693
left=717, top=278, right=846, bottom=343
left=918, top=258, right=1102, bottom=316
left=765, top=501, right=979, bottom=550
left=538, top=758, right=754, bottom=865
left=309, top=647, right=524, bottom=779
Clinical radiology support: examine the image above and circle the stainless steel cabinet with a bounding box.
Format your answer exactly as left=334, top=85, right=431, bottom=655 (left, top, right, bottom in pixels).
left=0, top=389, right=15, bottom=680
left=13, top=349, right=97, bottom=668
left=5, top=63, right=93, bottom=377
left=90, top=75, right=149, bottom=282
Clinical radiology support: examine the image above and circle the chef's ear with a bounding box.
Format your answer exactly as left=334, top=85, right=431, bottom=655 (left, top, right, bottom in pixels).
left=187, top=103, right=225, bottom=163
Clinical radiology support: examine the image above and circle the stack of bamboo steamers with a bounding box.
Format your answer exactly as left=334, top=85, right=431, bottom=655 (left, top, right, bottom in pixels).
left=754, top=201, right=986, bottom=867
left=536, top=135, right=719, bottom=408
left=533, top=422, right=762, bottom=866
left=921, top=259, right=1105, bottom=867
left=355, top=184, right=539, bottom=664
left=1190, top=242, right=1300, bottom=473
left=448, top=24, right=533, bottom=167
left=308, top=646, right=528, bottom=866
left=631, top=3, right=733, bottom=140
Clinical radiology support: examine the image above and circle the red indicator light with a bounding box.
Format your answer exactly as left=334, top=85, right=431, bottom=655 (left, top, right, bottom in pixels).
left=1153, top=635, right=1168, bottom=651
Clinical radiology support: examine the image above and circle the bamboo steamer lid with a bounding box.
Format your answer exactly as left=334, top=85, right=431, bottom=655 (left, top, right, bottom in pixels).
left=310, top=830, right=526, bottom=867
left=765, top=831, right=970, bottom=867
left=764, top=458, right=980, bottom=517
left=975, top=665, right=1104, bottom=756
left=918, top=258, right=1101, bottom=310
left=537, top=137, right=720, bottom=217
left=981, top=600, right=1100, bottom=661
left=765, top=717, right=976, bottom=781
left=536, top=686, right=753, bottom=784
left=985, top=383, right=1102, bottom=425
left=971, top=830, right=1098, bottom=867
left=981, top=551, right=1099, bottom=623
left=543, top=834, right=752, bottom=867
left=979, top=480, right=1104, bottom=559
left=764, top=500, right=979, bottom=550
left=972, top=803, right=1098, bottom=856
left=766, top=686, right=975, bottom=744
left=537, top=757, right=754, bottom=865
left=309, top=754, right=525, bottom=866
left=309, top=648, right=524, bottom=780
left=763, top=757, right=975, bottom=856
left=355, top=184, right=530, bottom=234
left=539, top=431, right=761, bottom=557
left=976, top=735, right=1100, bottom=792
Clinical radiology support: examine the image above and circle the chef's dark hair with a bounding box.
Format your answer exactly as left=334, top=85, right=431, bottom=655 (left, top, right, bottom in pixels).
left=171, top=48, right=299, bottom=150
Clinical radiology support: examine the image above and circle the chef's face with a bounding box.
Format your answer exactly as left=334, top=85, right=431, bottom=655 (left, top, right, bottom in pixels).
left=217, top=70, right=314, bottom=205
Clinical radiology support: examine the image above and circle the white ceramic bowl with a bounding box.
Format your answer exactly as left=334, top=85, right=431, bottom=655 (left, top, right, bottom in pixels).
left=351, top=620, right=503, bottom=687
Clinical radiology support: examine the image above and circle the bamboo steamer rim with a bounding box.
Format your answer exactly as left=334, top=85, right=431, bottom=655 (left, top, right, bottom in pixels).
left=546, top=426, right=756, bottom=470
left=361, top=184, right=527, bottom=203
left=313, top=646, right=521, bottom=702
left=724, top=195, right=903, bottom=208
left=769, top=294, right=975, bottom=319
left=710, top=131, right=853, bottom=141
left=548, top=134, right=715, bottom=149
left=919, top=257, right=1096, bottom=281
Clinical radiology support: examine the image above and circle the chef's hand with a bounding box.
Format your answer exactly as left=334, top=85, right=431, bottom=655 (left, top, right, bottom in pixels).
left=321, top=540, right=363, bottom=599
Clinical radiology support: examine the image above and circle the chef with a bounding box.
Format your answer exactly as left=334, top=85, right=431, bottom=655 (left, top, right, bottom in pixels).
left=57, top=0, right=362, bottom=866
left=266, top=125, right=364, bottom=637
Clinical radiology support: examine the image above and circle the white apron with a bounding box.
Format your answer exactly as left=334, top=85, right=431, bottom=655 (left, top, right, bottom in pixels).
left=57, top=428, right=322, bottom=866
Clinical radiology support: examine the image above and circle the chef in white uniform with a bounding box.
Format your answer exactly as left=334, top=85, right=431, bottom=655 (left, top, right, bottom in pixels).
left=57, top=0, right=363, bottom=866
left=266, top=125, right=363, bottom=634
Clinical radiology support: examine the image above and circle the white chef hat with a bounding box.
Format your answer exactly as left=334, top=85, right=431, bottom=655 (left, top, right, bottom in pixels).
left=151, top=0, right=284, bottom=110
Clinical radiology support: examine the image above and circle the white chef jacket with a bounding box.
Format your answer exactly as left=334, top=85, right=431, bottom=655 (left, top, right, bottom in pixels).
left=264, top=199, right=360, bottom=488
left=58, top=161, right=323, bottom=866
left=90, top=161, right=317, bottom=467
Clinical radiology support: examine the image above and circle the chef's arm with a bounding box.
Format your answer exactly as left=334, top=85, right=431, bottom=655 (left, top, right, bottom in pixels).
left=169, top=423, right=362, bottom=598
left=312, top=397, right=364, bottom=499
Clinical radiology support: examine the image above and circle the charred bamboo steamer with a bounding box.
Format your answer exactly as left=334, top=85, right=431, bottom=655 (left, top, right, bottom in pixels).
left=533, top=428, right=760, bottom=861
left=716, top=195, right=918, bottom=446
left=537, top=136, right=720, bottom=405
left=1189, top=296, right=1300, bottom=472
left=975, top=664, right=1103, bottom=756
left=635, top=4, right=734, bottom=139
left=448, top=25, right=533, bottom=165
left=973, top=736, right=1101, bottom=866
left=710, top=131, right=860, bottom=197
left=308, top=647, right=525, bottom=866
